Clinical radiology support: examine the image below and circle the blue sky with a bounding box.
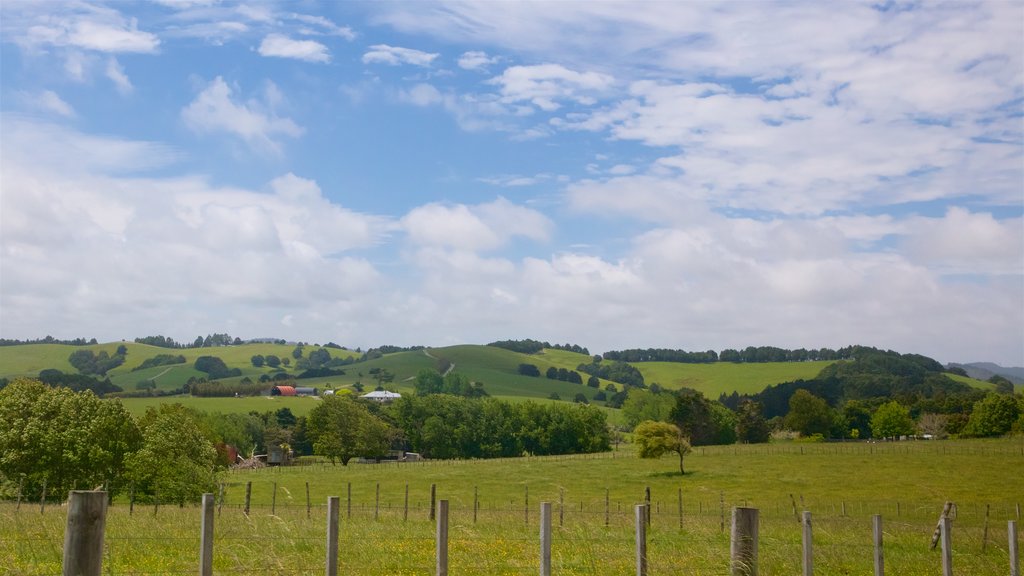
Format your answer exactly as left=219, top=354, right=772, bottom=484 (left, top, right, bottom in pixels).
left=1, top=1, right=1022, bottom=365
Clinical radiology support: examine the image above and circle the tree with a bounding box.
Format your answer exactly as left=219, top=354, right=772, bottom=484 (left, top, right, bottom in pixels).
left=784, top=389, right=833, bottom=437
left=917, top=413, right=949, bottom=439
left=251, top=355, right=265, bottom=368
left=989, top=375, right=1015, bottom=395
left=668, top=390, right=735, bottom=445
left=0, top=378, right=140, bottom=499
left=265, top=355, right=281, bottom=368
left=736, top=400, right=770, bottom=443
left=126, top=404, right=217, bottom=504
left=622, top=389, right=675, bottom=429
left=962, top=393, right=1021, bottom=437
left=518, top=363, right=541, bottom=377
left=545, top=367, right=558, bottom=379
left=634, top=420, right=692, bottom=474
left=870, top=401, right=915, bottom=440
left=587, top=375, right=600, bottom=388
left=306, top=396, right=391, bottom=465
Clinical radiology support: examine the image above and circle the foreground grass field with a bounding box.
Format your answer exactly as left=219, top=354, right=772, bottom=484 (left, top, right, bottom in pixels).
left=5, top=439, right=1021, bottom=575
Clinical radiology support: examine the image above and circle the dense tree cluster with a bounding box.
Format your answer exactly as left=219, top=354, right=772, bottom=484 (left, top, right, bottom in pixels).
left=545, top=366, right=583, bottom=384
left=603, top=348, right=718, bottom=363
left=412, top=370, right=487, bottom=398
left=131, top=354, right=186, bottom=371
left=392, top=395, right=609, bottom=459
left=0, top=336, right=98, bottom=347
left=68, top=349, right=126, bottom=376
left=576, top=359, right=645, bottom=388
left=194, top=356, right=242, bottom=380
left=487, top=339, right=589, bottom=355
left=134, top=335, right=185, bottom=348
left=518, top=363, right=541, bottom=377
left=36, top=369, right=122, bottom=396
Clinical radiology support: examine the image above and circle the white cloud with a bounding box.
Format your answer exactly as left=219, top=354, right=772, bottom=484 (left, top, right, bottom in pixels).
left=0, top=123, right=389, bottom=342
left=20, top=90, right=76, bottom=118
left=105, top=57, right=133, bottom=94
left=362, top=44, right=438, bottom=67
left=458, top=50, right=497, bottom=71
left=489, top=64, right=614, bottom=111
left=901, top=208, right=1024, bottom=275
left=181, top=77, right=304, bottom=154
left=288, top=13, right=356, bottom=40
left=258, top=33, right=330, bottom=63
left=402, top=197, right=551, bottom=251
left=400, top=83, right=445, bottom=107
left=66, top=19, right=160, bottom=53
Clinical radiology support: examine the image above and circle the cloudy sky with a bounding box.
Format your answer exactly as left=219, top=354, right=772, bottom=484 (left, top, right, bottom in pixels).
left=1, top=1, right=1022, bottom=365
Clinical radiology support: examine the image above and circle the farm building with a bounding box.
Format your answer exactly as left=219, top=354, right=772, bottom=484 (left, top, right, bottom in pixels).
left=270, top=385, right=318, bottom=396
left=362, top=390, right=401, bottom=402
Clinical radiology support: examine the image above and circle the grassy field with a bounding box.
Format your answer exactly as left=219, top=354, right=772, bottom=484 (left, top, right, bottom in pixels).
left=635, top=360, right=833, bottom=396
left=4, top=439, right=1021, bottom=575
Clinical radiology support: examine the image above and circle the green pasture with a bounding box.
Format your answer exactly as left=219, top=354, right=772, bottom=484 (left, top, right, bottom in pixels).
left=116, top=394, right=325, bottom=418
left=4, top=439, right=1021, bottom=575
left=636, top=360, right=833, bottom=396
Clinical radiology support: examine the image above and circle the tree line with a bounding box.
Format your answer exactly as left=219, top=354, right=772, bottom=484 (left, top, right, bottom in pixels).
left=488, top=339, right=590, bottom=355
left=603, top=345, right=858, bottom=364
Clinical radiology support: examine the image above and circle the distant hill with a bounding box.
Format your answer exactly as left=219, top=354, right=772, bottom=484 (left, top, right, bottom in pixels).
left=947, top=362, right=1024, bottom=385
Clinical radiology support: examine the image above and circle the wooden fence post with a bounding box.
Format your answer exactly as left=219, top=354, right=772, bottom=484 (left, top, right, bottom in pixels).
left=40, top=479, right=47, bottom=514
left=644, top=487, right=651, bottom=526
left=473, top=486, right=478, bottom=524
left=326, top=496, right=340, bottom=576
left=62, top=491, right=107, bottom=576
left=678, top=488, right=683, bottom=530
left=635, top=504, right=648, bottom=576
left=16, top=476, right=23, bottom=511
left=540, top=502, right=552, bottom=576
left=217, top=483, right=225, bottom=517
left=940, top=516, right=952, bottom=576
left=436, top=500, right=449, bottom=576
left=347, top=483, right=352, bottom=519
left=605, top=488, right=610, bottom=527
left=375, top=483, right=380, bottom=521
left=199, top=493, right=214, bottom=576
left=404, top=484, right=410, bottom=522
left=931, top=501, right=954, bottom=550
left=525, top=485, right=530, bottom=525
left=271, top=482, right=277, bottom=515
left=1009, top=520, right=1018, bottom=576
left=730, top=507, right=759, bottom=576
left=129, top=482, right=135, bottom=516
left=430, top=484, right=437, bottom=521
left=873, top=514, right=884, bottom=576
left=306, top=482, right=311, bottom=519
left=802, top=511, right=813, bottom=576
left=244, top=481, right=252, bottom=516
left=559, top=488, right=564, bottom=527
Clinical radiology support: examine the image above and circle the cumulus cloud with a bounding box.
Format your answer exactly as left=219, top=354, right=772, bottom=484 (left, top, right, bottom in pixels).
left=362, top=44, right=438, bottom=67
left=0, top=122, right=389, bottom=343
left=258, top=33, right=330, bottom=63
left=402, top=197, right=551, bottom=251
left=488, top=64, right=614, bottom=111
left=181, top=77, right=304, bottom=153
left=458, top=50, right=498, bottom=71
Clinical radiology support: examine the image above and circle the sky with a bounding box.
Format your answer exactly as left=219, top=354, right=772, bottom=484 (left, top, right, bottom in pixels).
left=1, top=1, right=1022, bottom=366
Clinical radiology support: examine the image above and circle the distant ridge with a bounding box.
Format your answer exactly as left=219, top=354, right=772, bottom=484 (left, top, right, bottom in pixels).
left=947, top=362, right=1024, bottom=385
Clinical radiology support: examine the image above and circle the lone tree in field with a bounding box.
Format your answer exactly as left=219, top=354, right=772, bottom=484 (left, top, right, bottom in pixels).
left=634, top=420, right=692, bottom=474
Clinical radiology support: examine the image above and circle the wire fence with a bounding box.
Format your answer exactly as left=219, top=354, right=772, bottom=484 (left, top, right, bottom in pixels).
left=4, top=489, right=1020, bottom=576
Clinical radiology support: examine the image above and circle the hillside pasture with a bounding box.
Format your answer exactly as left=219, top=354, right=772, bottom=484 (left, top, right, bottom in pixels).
left=3, top=439, right=1020, bottom=575
left=116, top=394, right=325, bottom=418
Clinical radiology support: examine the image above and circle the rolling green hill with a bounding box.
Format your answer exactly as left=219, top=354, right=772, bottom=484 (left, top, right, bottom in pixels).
left=0, top=342, right=994, bottom=417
